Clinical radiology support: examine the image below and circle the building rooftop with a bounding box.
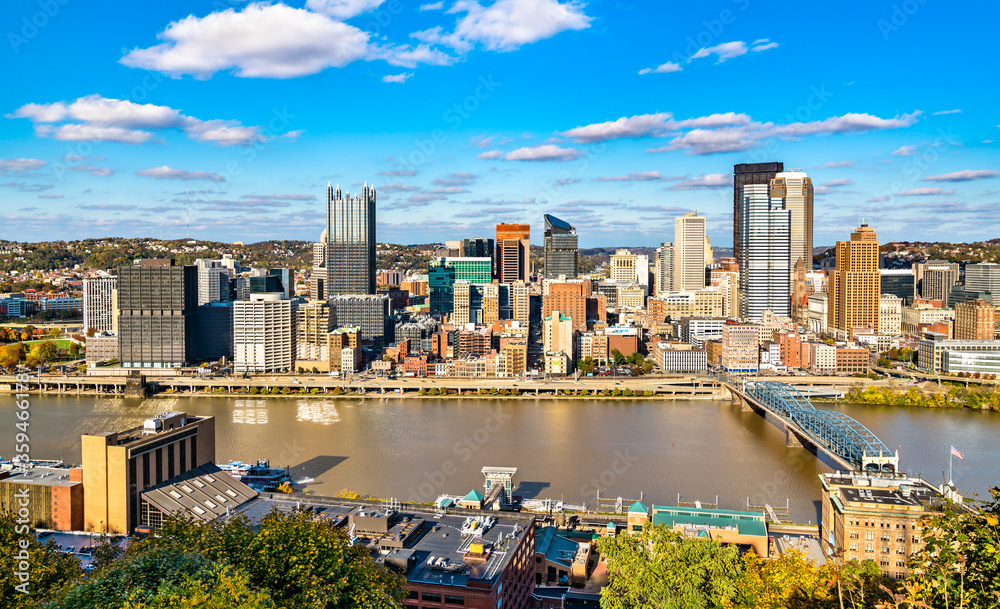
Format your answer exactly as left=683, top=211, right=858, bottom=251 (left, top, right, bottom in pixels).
left=651, top=505, right=767, bottom=538
left=0, top=465, right=79, bottom=488
left=141, top=464, right=257, bottom=522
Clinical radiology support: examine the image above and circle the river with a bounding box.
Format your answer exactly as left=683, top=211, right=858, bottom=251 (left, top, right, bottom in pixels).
left=4, top=394, right=998, bottom=523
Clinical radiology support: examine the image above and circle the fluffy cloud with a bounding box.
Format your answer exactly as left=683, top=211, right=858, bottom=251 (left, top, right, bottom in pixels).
left=922, top=170, right=1000, bottom=182
left=378, top=183, right=422, bottom=193
left=382, top=73, right=413, bottom=83
left=121, top=3, right=370, bottom=79
left=420, top=2, right=444, bottom=9
left=638, top=61, right=681, bottom=75
left=690, top=41, right=747, bottom=62
left=503, top=144, right=583, bottom=161
left=8, top=95, right=262, bottom=146
left=477, top=150, right=505, bottom=160
left=0, top=158, right=47, bottom=174
left=136, top=166, right=226, bottom=182
left=931, top=109, right=961, bottom=115
left=750, top=38, right=778, bottom=52
left=897, top=187, right=956, bottom=196
left=415, top=0, right=591, bottom=53
left=595, top=171, right=665, bottom=182
left=64, top=164, right=114, bottom=177
left=666, top=174, right=731, bottom=190
left=304, top=0, right=384, bottom=19
left=562, top=113, right=673, bottom=143
left=891, top=145, right=917, bottom=156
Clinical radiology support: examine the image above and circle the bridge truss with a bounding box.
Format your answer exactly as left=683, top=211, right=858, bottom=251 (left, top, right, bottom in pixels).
left=741, top=380, right=897, bottom=473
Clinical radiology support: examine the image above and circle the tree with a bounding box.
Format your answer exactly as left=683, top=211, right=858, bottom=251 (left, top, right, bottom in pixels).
left=597, top=525, right=742, bottom=609
left=612, top=349, right=626, bottom=366
left=578, top=357, right=595, bottom=374
left=68, top=342, right=80, bottom=357
left=0, top=343, right=24, bottom=368
left=26, top=340, right=58, bottom=367
left=0, top=512, right=81, bottom=608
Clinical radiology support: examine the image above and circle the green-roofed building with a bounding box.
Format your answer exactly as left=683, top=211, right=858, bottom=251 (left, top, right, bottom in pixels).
left=650, top=505, right=769, bottom=557
left=459, top=489, right=484, bottom=509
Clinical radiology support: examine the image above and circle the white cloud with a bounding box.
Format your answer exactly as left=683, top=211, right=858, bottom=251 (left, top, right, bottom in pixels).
left=136, top=166, right=226, bottom=182
left=9, top=95, right=261, bottom=146
left=931, top=109, right=961, bottom=115
left=638, top=61, right=681, bottom=75
left=378, top=183, right=422, bottom=193
left=477, top=150, right=505, bottom=159
left=428, top=0, right=592, bottom=53
left=376, top=43, right=456, bottom=68
left=897, top=187, right=956, bottom=196
left=816, top=160, right=854, bottom=168
left=690, top=41, right=747, bottom=63
left=595, top=171, right=665, bottom=182
left=305, top=0, right=384, bottom=19
left=503, top=144, right=583, bottom=161
left=891, top=145, right=917, bottom=156
left=562, top=113, right=673, bottom=143
left=65, top=165, right=114, bottom=177
left=823, top=178, right=853, bottom=187
left=0, top=158, right=48, bottom=174
left=121, top=3, right=370, bottom=79
left=750, top=39, right=778, bottom=52
left=38, top=194, right=64, bottom=199
left=382, top=73, right=413, bottom=83
left=666, top=174, right=731, bottom=190
left=420, top=1, right=445, bottom=9
left=922, top=169, right=1000, bottom=182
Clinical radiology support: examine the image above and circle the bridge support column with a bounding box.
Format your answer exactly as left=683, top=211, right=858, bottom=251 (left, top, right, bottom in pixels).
left=785, top=426, right=804, bottom=448
left=740, top=398, right=754, bottom=412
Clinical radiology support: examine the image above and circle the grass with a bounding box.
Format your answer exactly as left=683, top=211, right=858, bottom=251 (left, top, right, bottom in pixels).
left=20, top=339, right=74, bottom=350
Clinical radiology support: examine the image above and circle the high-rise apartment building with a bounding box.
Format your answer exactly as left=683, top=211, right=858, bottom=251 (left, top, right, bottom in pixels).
left=721, top=323, right=759, bottom=375
left=710, top=257, right=739, bottom=319
left=655, top=243, right=674, bottom=296
left=496, top=223, right=530, bottom=283
left=543, top=214, right=578, bottom=279
left=82, top=411, right=215, bottom=533
left=734, top=162, right=784, bottom=260
left=325, top=182, right=377, bottom=296
left=543, top=310, right=574, bottom=359
left=330, top=294, right=392, bottom=349
left=481, top=283, right=508, bottom=324
left=511, top=281, right=530, bottom=327
left=674, top=212, right=707, bottom=292
left=309, top=240, right=328, bottom=300
left=233, top=293, right=297, bottom=373
left=772, top=170, right=814, bottom=272
left=609, top=249, right=638, bottom=284
left=916, top=260, right=959, bottom=302
left=453, top=281, right=484, bottom=325
left=829, top=224, right=881, bottom=336
left=194, top=258, right=233, bottom=306
left=738, top=183, right=791, bottom=321
left=117, top=260, right=198, bottom=368
left=955, top=299, right=995, bottom=340
left=83, top=276, right=117, bottom=334
left=296, top=301, right=333, bottom=371
left=543, top=280, right=588, bottom=333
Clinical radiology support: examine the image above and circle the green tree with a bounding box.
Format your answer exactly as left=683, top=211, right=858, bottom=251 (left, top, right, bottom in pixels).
left=26, top=340, right=58, bottom=366
left=597, top=525, right=742, bottom=609
left=578, top=357, right=595, bottom=374
left=0, top=343, right=24, bottom=368
left=0, top=513, right=81, bottom=608
left=612, top=349, right=626, bottom=366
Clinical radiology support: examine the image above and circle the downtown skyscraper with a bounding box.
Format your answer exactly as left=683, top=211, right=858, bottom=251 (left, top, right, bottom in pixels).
left=674, top=212, right=706, bottom=292
left=733, top=162, right=784, bottom=261
left=314, top=182, right=376, bottom=298
left=772, top=170, right=814, bottom=272
left=828, top=223, right=880, bottom=337
left=543, top=214, right=578, bottom=279
left=738, top=183, right=791, bottom=321
left=496, top=223, right=530, bottom=283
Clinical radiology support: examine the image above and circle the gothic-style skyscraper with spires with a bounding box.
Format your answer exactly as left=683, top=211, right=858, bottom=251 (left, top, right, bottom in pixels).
left=311, top=182, right=376, bottom=299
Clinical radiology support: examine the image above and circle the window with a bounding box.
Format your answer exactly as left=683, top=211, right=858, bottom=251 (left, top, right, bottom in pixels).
left=881, top=545, right=889, bottom=554
left=849, top=542, right=858, bottom=551
left=896, top=534, right=904, bottom=542
left=881, top=533, right=890, bottom=541
left=849, top=531, right=859, bottom=539
left=865, top=532, right=874, bottom=540
left=444, top=595, right=465, bottom=605
left=422, top=593, right=441, bottom=602
left=865, top=544, right=874, bottom=553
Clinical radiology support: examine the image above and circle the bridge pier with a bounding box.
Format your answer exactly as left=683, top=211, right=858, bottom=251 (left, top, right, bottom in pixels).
left=785, top=426, right=805, bottom=448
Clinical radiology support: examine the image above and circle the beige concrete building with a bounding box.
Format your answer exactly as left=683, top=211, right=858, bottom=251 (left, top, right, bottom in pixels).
left=879, top=294, right=903, bottom=336
left=955, top=299, right=995, bottom=340
left=901, top=304, right=954, bottom=335
left=674, top=212, right=707, bottom=292
left=609, top=249, right=638, bottom=284
left=772, top=170, right=814, bottom=275
left=296, top=301, right=332, bottom=372
left=234, top=293, right=297, bottom=373
left=511, top=280, right=530, bottom=327
left=709, top=257, right=739, bottom=319
left=648, top=290, right=725, bottom=323
left=82, top=411, right=215, bottom=533
left=829, top=224, right=880, bottom=337
left=543, top=310, right=574, bottom=361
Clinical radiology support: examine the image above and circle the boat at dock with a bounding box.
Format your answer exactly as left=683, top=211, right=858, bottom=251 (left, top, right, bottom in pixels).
left=217, top=459, right=291, bottom=491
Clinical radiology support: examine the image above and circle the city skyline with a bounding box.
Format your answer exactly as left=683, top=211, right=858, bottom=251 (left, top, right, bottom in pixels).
left=1, top=0, right=999, bottom=248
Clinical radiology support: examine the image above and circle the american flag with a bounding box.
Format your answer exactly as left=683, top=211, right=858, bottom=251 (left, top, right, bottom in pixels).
left=951, top=446, right=965, bottom=460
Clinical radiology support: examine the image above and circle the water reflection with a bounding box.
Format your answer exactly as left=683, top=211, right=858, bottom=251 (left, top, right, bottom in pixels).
left=296, top=400, right=341, bottom=425
left=233, top=400, right=269, bottom=425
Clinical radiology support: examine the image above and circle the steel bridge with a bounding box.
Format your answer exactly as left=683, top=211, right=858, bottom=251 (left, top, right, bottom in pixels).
left=727, top=379, right=898, bottom=474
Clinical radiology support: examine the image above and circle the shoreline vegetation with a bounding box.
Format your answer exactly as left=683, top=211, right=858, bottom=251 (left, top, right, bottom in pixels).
left=841, top=385, right=1000, bottom=411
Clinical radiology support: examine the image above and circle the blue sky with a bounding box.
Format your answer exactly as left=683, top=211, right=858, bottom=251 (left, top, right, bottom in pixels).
left=1, top=0, right=998, bottom=248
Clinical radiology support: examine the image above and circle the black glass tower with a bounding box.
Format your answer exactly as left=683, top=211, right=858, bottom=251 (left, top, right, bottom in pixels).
left=543, top=214, right=578, bottom=279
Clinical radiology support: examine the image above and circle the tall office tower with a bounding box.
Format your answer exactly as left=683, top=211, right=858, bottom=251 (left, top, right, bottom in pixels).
left=232, top=276, right=250, bottom=301
left=197, top=301, right=234, bottom=362
left=268, top=268, right=294, bottom=300
left=955, top=299, right=996, bottom=340
left=828, top=224, right=881, bottom=336
left=233, top=293, right=297, bottom=374
left=463, top=237, right=494, bottom=259
left=655, top=243, right=674, bottom=296
left=879, top=294, right=903, bottom=336
left=453, top=281, right=485, bottom=325
left=428, top=257, right=493, bottom=315
left=309, top=239, right=328, bottom=300
left=635, top=254, right=650, bottom=293
left=496, top=224, right=530, bottom=283
left=674, top=212, right=707, bottom=292
left=482, top=283, right=501, bottom=324
left=82, top=412, right=215, bottom=533
left=965, top=263, right=1000, bottom=294
left=330, top=294, right=392, bottom=349
left=734, top=162, right=784, bottom=260
left=511, top=280, right=530, bottom=327
left=772, top=170, right=814, bottom=273
left=609, top=249, right=638, bottom=284
left=543, top=214, right=579, bottom=279
left=194, top=259, right=232, bottom=306
left=83, top=276, right=117, bottom=334
left=792, top=257, right=809, bottom=325
left=543, top=280, right=588, bottom=332
left=296, top=301, right=333, bottom=371
left=738, top=184, right=791, bottom=321
left=117, top=260, right=198, bottom=368
left=710, top=257, right=739, bottom=318
left=916, top=260, right=959, bottom=302
left=879, top=269, right=916, bottom=305
left=325, top=182, right=377, bottom=296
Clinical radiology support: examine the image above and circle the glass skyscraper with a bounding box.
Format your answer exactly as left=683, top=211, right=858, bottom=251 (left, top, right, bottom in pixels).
left=738, top=183, right=791, bottom=321
left=543, top=214, right=578, bottom=279
left=325, top=182, right=376, bottom=296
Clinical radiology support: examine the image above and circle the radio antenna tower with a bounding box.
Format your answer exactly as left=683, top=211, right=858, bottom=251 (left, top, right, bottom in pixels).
left=186, top=182, right=190, bottom=241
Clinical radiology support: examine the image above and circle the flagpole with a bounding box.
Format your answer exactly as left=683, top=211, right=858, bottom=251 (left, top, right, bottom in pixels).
left=949, top=449, right=953, bottom=486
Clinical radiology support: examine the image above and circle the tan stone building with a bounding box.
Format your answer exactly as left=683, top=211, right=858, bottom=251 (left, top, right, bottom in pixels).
left=829, top=223, right=880, bottom=337
left=954, top=299, right=995, bottom=340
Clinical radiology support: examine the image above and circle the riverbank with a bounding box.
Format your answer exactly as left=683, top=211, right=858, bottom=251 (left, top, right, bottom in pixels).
left=841, top=385, right=1000, bottom=411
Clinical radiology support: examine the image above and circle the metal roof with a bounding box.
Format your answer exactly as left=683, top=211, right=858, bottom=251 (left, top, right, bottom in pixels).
left=140, top=464, right=257, bottom=523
